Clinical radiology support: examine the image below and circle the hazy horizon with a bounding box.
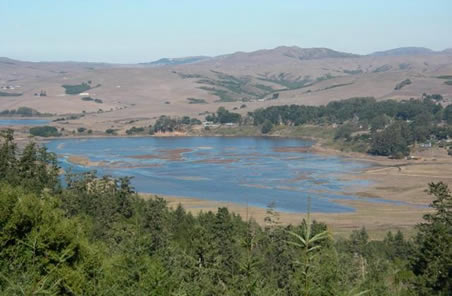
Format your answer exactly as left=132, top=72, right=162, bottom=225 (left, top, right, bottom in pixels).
left=1, top=0, right=452, bottom=63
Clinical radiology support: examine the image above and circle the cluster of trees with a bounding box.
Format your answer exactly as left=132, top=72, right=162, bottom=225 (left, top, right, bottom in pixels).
left=77, top=127, right=92, bottom=134
left=125, top=126, right=145, bottom=135
left=250, top=96, right=446, bottom=127
left=0, top=131, right=451, bottom=295
left=62, top=82, right=91, bottom=95
left=153, top=115, right=201, bottom=133
left=62, top=81, right=101, bottom=95
left=81, top=96, right=103, bottom=103
left=205, top=107, right=242, bottom=124
left=0, top=106, right=44, bottom=116
left=249, top=96, right=452, bottom=157
left=29, top=125, right=61, bottom=137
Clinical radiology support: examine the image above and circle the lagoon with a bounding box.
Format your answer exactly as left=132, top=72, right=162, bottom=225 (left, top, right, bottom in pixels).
left=0, top=119, right=50, bottom=126
left=46, top=136, right=381, bottom=213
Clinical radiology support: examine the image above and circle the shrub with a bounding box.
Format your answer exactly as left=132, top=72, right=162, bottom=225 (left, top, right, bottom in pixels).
left=261, top=120, right=273, bottom=134
left=105, top=129, right=117, bottom=135
left=394, top=79, right=412, bottom=90
left=187, top=97, right=207, bottom=104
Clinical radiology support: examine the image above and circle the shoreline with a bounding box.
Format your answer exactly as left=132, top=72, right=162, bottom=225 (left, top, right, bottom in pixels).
left=23, top=130, right=452, bottom=237
left=145, top=193, right=428, bottom=239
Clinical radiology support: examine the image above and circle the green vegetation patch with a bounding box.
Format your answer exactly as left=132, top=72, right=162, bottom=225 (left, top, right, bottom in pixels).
left=249, top=95, right=452, bottom=158
left=126, top=126, right=146, bottom=135
left=0, top=106, right=43, bottom=116
left=81, top=96, right=103, bottom=103
left=394, top=79, right=412, bottom=90
left=196, top=71, right=278, bottom=102
left=343, top=69, right=363, bottom=75
left=322, top=82, right=354, bottom=91
left=258, top=72, right=312, bottom=89
left=62, top=82, right=91, bottom=94
left=373, top=64, right=392, bottom=73
left=29, top=126, right=60, bottom=137
left=0, top=91, right=22, bottom=97
left=436, top=75, right=452, bottom=79
left=205, top=107, right=241, bottom=124
left=186, top=97, right=208, bottom=104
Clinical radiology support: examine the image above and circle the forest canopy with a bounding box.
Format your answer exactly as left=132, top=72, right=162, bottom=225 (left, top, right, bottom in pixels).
left=0, top=130, right=451, bottom=295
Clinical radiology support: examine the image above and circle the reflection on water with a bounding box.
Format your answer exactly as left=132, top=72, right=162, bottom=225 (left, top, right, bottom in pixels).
left=46, top=136, right=381, bottom=213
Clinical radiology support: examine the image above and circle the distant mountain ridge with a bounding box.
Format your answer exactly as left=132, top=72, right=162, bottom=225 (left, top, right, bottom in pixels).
left=141, top=56, right=211, bottom=66
left=369, top=47, right=449, bottom=57
left=144, top=46, right=452, bottom=67
left=216, top=46, right=360, bottom=60
left=2, top=45, right=452, bottom=66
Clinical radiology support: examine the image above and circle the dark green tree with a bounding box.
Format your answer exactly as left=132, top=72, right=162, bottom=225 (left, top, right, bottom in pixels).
left=411, top=182, right=452, bottom=295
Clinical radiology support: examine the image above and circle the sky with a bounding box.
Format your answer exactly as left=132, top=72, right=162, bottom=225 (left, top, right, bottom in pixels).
left=1, top=0, right=452, bottom=63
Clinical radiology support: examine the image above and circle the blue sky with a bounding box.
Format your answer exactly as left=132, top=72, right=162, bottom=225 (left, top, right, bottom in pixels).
left=1, top=0, right=451, bottom=63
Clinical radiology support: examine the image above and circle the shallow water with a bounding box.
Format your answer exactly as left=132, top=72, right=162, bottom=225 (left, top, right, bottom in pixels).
left=0, top=119, right=50, bottom=126
left=46, top=136, right=389, bottom=213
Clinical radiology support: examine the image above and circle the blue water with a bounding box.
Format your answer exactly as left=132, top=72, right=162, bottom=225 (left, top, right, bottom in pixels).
left=46, top=137, right=393, bottom=213
left=0, top=119, right=50, bottom=126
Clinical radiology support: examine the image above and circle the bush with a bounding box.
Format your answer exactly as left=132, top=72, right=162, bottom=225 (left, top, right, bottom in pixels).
left=29, top=126, right=60, bottom=137
left=261, top=120, right=273, bottom=134
left=394, top=79, right=412, bottom=90
left=77, top=127, right=87, bottom=133
left=105, top=129, right=117, bottom=135
left=190, top=118, right=202, bottom=125
left=187, top=97, right=207, bottom=104
left=334, top=123, right=358, bottom=141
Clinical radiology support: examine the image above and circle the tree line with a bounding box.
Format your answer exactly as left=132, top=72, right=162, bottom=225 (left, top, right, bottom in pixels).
left=0, top=130, right=451, bottom=295
left=247, top=95, right=452, bottom=157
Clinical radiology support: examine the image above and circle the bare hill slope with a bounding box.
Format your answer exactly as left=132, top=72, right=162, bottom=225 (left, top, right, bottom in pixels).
left=1, top=46, right=452, bottom=130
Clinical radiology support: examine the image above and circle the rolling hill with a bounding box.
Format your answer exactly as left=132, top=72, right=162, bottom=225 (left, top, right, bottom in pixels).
left=1, top=46, right=451, bottom=132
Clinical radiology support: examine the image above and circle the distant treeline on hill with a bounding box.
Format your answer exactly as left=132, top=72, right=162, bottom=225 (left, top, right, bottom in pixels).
left=249, top=94, right=448, bottom=126
left=0, top=106, right=51, bottom=117
left=247, top=94, right=452, bottom=158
